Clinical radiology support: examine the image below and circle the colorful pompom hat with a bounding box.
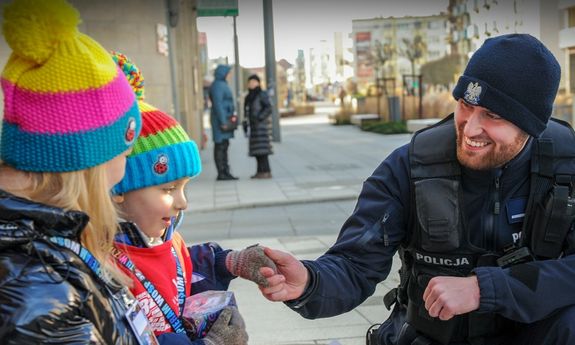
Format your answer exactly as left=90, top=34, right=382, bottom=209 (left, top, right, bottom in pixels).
left=1, top=0, right=141, bottom=172
left=111, top=52, right=201, bottom=195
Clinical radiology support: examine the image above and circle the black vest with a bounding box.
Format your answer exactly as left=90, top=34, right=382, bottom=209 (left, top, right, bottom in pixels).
left=400, top=115, right=575, bottom=344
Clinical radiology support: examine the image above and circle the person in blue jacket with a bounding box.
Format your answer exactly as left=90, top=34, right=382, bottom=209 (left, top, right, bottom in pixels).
left=258, top=34, right=575, bottom=345
left=209, top=64, right=239, bottom=181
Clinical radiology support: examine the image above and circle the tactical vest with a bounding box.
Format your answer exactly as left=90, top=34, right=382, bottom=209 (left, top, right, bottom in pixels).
left=391, top=115, right=575, bottom=345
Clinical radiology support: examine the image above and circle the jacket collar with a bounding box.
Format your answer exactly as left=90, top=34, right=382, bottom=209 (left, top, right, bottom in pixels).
left=0, top=189, right=88, bottom=240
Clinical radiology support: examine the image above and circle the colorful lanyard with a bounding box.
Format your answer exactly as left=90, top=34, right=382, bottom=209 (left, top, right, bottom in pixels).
left=48, top=236, right=113, bottom=286
left=113, top=246, right=186, bottom=334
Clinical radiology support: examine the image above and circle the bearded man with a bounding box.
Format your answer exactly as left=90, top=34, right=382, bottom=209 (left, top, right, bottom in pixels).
left=257, top=34, right=575, bottom=345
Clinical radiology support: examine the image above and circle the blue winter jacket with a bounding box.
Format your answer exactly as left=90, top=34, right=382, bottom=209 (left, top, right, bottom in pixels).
left=285, top=124, right=575, bottom=343
left=209, top=65, right=235, bottom=143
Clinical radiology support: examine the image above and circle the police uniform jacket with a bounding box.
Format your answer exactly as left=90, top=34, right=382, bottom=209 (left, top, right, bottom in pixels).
left=285, top=118, right=575, bottom=344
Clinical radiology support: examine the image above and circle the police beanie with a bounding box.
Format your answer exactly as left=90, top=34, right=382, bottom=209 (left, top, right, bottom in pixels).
left=452, top=34, right=561, bottom=137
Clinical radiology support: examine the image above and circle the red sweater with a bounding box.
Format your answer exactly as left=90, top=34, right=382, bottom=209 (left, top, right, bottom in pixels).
left=114, top=233, right=192, bottom=336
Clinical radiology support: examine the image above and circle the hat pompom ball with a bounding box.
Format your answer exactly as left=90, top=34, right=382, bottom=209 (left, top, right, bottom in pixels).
left=2, top=0, right=80, bottom=64
left=111, top=51, right=145, bottom=101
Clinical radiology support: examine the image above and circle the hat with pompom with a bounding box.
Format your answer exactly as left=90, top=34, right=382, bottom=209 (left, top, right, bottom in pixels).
left=110, top=52, right=201, bottom=195
left=1, top=0, right=141, bottom=172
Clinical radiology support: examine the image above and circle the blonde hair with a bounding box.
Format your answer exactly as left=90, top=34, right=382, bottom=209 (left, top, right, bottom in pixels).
left=10, top=164, right=128, bottom=285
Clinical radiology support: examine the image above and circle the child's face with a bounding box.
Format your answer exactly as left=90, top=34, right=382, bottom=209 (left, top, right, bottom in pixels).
left=120, top=178, right=190, bottom=238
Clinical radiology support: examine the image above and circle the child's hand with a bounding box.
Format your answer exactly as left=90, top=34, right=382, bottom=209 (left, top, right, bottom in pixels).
left=225, top=244, right=277, bottom=287
left=202, top=307, right=248, bottom=345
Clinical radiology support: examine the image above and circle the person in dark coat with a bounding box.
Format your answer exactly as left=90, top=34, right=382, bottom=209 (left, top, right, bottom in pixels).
left=209, top=64, right=238, bottom=181
left=243, top=74, right=273, bottom=179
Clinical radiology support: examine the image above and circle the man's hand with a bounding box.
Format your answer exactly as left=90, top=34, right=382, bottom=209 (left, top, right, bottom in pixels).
left=258, top=247, right=309, bottom=302
left=422, top=276, right=480, bottom=321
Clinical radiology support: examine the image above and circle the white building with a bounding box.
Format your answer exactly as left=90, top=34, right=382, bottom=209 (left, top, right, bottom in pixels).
left=352, top=14, right=449, bottom=90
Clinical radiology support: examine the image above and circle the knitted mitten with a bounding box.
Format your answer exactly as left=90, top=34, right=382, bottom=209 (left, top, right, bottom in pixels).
left=202, top=307, right=248, bottom=345
left=225, top=244, right=277, bottom=287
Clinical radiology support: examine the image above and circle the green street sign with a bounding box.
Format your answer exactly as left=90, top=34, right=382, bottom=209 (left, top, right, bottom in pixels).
left=197, top=0, right=238, bottom=17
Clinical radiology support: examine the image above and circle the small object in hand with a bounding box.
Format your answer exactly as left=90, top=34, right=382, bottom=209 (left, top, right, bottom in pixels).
left=182, top=291, right=237, bottom=340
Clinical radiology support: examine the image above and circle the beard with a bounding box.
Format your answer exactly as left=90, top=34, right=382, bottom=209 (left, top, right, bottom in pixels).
left=455, top=122, right=528, bottom=170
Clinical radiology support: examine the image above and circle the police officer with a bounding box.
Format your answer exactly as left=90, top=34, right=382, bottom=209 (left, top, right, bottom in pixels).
left=257, top=34, right=575, bottom=345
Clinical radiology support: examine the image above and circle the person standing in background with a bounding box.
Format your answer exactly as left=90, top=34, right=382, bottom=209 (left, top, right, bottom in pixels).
left=243, top=74, right=273, bottom=179
left=209, top=65, right=238, bottom=181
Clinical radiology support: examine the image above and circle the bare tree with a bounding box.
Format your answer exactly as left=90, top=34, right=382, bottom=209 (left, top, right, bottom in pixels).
left=372, top=40, right=395, bottom=95
left=402, top=35, right=426, bottom=76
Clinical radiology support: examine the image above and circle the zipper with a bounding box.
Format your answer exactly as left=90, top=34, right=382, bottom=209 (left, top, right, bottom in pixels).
left=484, top=171, right=502, bottom=250
left=493, top=176, right=501, bottom=215
left=381, top=213, right=390, bottom=246
left=491, top=170, right=503, bottom=250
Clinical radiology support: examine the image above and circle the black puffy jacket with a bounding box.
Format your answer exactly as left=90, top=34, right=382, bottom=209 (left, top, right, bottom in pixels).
left=0, top=190, right=140, bottom=344
left=244, top=88, right=273, bottom=157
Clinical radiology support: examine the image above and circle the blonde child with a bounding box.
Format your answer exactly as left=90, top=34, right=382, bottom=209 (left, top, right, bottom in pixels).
left=0, top=0, right=149, bottom=343
left=110, top=53, right=275, bottom=345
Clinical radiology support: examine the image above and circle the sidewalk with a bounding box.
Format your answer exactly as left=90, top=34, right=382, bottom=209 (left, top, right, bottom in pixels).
left=178, top=105, right=410, bottom=344
left=187, top=104, right=411, bottom=213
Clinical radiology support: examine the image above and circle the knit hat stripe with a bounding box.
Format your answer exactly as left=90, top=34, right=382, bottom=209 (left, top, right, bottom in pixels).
left=1, top=0, right=143, bottom=172
left=112, top=141, right=201, bottom=194
left=1, top=102, right=141, bottom=172
left=132, top=126, right=190, bottom=155
left=139, top=108, right=179, bottom=137
left=2, top=70, right=135, bottom=134
left=1, top=34, right=118, bottom=92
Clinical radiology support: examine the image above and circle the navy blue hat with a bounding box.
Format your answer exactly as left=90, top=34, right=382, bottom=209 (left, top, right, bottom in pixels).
left=452, top=34, right=561, bottom=137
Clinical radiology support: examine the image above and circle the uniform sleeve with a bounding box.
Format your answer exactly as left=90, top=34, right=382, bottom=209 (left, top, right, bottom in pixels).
left=188, top=242, right=235, bottom=294
left=286, top=145, right=411, bottom=318
left=474, top=250, right=575, bottom=323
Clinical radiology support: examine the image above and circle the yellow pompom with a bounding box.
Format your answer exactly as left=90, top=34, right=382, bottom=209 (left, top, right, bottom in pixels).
left=2, top=0, right=80, bottom=64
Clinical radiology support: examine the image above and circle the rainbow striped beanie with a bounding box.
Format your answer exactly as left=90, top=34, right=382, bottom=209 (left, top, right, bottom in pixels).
left=111, top=52, right=201, bottom=195
left=0, top=0, right=141, bottom=172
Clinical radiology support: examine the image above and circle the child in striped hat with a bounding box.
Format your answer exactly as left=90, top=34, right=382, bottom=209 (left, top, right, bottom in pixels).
left=0, top=0, right=144, bottom=343
left=110, top=53, right=276, bottom=345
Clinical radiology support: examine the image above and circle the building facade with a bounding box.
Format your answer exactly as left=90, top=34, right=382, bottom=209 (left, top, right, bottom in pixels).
left=351, top=14, right=449, bottom=93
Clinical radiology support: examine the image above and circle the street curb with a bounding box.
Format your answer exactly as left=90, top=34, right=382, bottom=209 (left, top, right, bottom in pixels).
left=190, top=193, right=359, bottom=213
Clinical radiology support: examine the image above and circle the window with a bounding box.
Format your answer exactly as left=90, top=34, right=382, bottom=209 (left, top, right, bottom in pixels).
left=569, top=7, right=575, bottom=28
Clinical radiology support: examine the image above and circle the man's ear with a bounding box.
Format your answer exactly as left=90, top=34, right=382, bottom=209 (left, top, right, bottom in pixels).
left=112, top=194, right=124, bottom=204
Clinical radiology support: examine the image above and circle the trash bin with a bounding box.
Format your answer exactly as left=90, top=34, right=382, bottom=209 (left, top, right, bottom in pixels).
left=388, top=96, right=400, bottom=122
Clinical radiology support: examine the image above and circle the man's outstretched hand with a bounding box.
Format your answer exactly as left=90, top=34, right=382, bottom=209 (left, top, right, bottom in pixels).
left=258, top=247, right=309, bottom=302
left=423, top=275, right=480, bottom=321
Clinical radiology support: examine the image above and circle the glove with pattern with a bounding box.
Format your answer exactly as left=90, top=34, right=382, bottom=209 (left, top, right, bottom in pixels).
left=225, top=244, right=277, bottom=287
left=202, top=307, right=248, bottom=345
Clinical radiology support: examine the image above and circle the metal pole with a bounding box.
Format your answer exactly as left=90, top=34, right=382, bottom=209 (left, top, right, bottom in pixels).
left=165, top=0, right=180, bottom=124
left=233, top=16, right=242, bottom=120
left=263, top=0, right=281, bottom=142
